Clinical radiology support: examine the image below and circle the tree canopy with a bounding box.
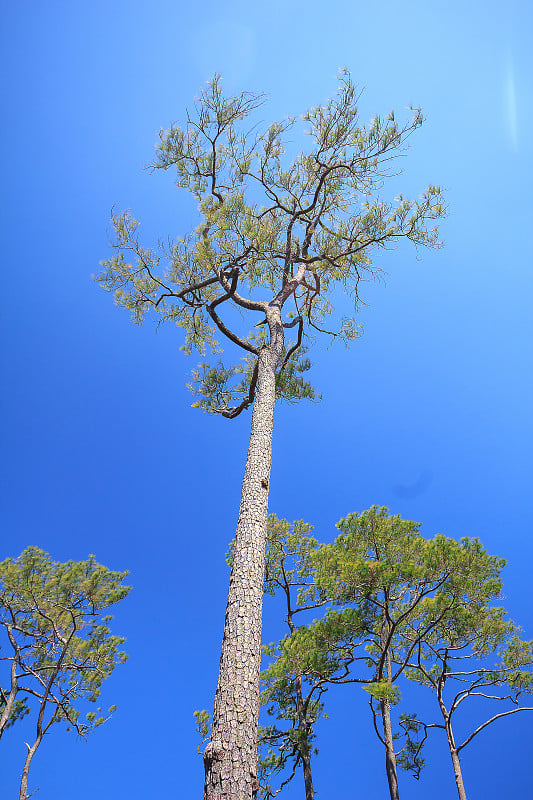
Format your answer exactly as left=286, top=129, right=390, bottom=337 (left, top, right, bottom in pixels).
left=259, top=508, right=532, bottom=800
left=97, top=71, right=445, bottom=418
left=0, top=547, right=130, bottom=800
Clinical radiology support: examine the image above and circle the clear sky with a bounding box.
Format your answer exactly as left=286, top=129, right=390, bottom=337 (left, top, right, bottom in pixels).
left=1, top=1, right=532, bottom=798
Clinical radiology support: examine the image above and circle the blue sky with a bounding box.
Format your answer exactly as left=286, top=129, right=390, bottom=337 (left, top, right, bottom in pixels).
left=1, top=1, right=532, bottom=797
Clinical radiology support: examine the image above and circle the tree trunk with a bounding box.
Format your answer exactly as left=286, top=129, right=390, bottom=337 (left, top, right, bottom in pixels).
left=19, top=738, right=41, bottom=800
left=380, top=698, right=400, bottom=800
left=19, top=706, right=56, bottom=800
left=286, top=544, right=316, bottom=800
left=292, top=668, right=315, bottom=800
left=0, top=662, right=18, bottom=737
left=0, top=623, right=20, bottom=738
left=19, top=684, right=59, bottom=799
left=445, top=721, right=467, bottom=800
left=301, top=751, right=315, bottom=800
left=0, top=682, right=17, bottom=738
left=379, top=635, right=400, bottom=800
left=437, top=672, right=467, bottom=800
left=204, top=335, right=281, bottom=800
left=296, top=674, right=315, bottom=800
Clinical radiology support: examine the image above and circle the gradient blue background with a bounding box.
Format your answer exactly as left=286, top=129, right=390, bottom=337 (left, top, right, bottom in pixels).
left=1, top=1, right=532, bottom=797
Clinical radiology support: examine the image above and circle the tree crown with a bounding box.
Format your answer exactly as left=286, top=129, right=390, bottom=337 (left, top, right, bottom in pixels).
left=97, top=72, right=446, bottom=417
left=0, top=547, right=130, bottom=735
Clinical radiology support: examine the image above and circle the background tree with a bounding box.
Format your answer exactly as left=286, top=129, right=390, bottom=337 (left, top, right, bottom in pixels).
left=0, top=547, right=130, bottom=800
left=311, top=507, right=458, bottom=799
left=261, top=507, right=425, bottom=799
left=258, top=514, right=328, bottom=800
left=270, top=507, right=506, bottom=799
left=97, top=72, right=446, bottom=800
left=398, top=595, right=533, bottom=800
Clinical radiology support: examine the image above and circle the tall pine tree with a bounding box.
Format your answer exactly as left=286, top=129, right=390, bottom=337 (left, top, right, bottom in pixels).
left=97, top=73, right=445, bottom=799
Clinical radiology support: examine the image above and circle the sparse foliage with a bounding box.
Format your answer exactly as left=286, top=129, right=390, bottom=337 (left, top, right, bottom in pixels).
left=399, top=592, right=533, bottom=800
left=263, top=507, right=517, bottom=800
left=0, top=547, right=130, bottom=800
left=97, top=71, right=445, bottom=420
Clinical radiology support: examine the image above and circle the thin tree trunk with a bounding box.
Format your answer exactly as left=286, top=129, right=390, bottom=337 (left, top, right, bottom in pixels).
left=301, top=754, right=314, bottom=800
left=437, top=662, right=467, bottom=800
left=295, top=675, right=315, bottom=800
left=380, top=646, right=400, bottom=800
left=19, top=706, right=58, bottom=800
left=15, top=578, right=73, bottom=798
left=0, top=678, right=17, bottom=738
left=285, top=543, right=316, bottom=800
left=0, top=623, right=21, bottom=738
left=19, top=738, right=42, bottom=800
left=445, top=720, right=467, bottom=800
left=0, top=660, right=18, bottom=737
left=204, top=332, right=282, bottom=800
left=380, top=698, right=400, bottom=800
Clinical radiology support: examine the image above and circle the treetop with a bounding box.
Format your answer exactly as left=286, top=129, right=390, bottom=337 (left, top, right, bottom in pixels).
left=97, top=72, right=446, bottom=417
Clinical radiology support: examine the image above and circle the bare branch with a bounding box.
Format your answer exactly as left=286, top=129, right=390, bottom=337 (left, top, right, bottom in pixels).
left=221, top=359, right=259, bottom=419
left=457, top=707, right=533, bottom=753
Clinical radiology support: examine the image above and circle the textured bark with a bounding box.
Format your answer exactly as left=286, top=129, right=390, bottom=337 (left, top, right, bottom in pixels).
left=204, top=310, right=283, bottom=800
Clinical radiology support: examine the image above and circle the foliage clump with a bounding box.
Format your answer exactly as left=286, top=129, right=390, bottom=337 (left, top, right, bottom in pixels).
left=0, top=547, right=130, bottom=799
